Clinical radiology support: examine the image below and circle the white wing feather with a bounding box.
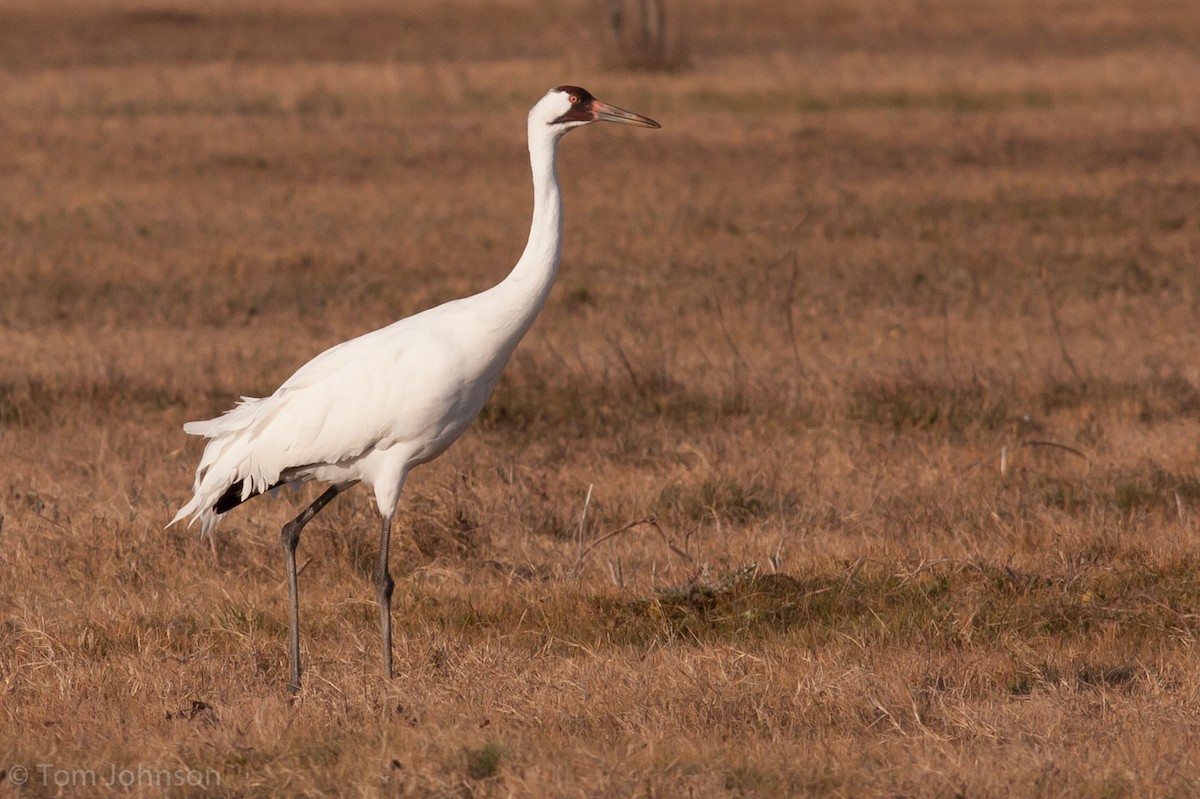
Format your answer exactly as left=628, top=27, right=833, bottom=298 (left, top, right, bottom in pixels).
left=170, top=302, right=504, bottom=534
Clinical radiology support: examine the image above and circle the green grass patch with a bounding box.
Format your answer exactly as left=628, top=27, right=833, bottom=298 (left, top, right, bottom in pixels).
left=849, top=375, right=1011, bottom=433
left=405, top=553, right=1200, bottom=654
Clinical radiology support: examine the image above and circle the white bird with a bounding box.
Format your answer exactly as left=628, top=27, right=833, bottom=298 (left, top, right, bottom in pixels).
left=171, top=86, right=659, bottom=693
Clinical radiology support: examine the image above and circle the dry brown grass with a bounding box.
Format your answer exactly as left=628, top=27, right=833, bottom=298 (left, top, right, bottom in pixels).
left=3, top=0, right=1200, bottom=795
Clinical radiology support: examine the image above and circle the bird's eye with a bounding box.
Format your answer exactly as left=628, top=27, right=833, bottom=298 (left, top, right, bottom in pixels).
left=569, top=95, right=579, bottom=105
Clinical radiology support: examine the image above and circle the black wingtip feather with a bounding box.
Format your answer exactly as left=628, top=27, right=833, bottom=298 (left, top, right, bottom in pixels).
left=212, top=479, right=282, bottom=514
left=213, top=480, right=248, bottom=514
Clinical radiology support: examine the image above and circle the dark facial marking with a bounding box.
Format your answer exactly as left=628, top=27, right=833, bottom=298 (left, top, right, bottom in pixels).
left=550, top=85, right=595, bottom=125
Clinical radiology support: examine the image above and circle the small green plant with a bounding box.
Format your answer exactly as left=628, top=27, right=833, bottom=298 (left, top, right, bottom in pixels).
left=465, top=741, right=504, bottom=780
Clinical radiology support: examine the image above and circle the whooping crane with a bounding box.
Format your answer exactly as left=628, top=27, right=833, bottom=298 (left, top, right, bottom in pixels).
left=170, top=86, right=660, bottom=693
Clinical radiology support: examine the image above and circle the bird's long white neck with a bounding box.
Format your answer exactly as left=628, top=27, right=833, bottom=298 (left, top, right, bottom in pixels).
left=486, top=123, right=564, bottom=343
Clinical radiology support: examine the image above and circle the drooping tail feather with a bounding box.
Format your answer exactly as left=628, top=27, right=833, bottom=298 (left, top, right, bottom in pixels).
left=170, top=395, right=290, bottom=534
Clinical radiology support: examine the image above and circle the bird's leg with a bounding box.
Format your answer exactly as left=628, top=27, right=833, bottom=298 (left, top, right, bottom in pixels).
left=280, top=484, right=348, bottom=695
left=374, top=513, right=396, bottom=680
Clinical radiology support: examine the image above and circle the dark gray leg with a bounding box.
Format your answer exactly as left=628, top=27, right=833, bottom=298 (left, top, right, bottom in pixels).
left=374, top=513, right=396, bottom=680
left=281, top=484, right=349, bottom=694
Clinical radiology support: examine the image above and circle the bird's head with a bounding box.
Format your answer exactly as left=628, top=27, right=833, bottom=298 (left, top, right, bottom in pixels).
left=530, top=85, right=661, bottom=137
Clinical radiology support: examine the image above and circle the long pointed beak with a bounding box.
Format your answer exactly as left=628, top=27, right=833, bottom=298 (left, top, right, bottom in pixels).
left=592, top=99, right=661, bottom=129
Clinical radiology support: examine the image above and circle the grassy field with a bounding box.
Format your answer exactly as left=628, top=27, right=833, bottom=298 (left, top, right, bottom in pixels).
left=3, top=0, right=1200, bottom=795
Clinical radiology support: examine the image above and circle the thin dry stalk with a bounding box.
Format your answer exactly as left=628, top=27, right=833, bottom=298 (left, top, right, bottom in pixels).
left=574, top=483, right=594, bottom=581
left=1040, top=265, right=1083, bottom=382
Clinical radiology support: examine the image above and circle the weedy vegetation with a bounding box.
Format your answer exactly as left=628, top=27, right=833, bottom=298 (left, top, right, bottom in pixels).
left=3, top=0, right=1200, bottom=796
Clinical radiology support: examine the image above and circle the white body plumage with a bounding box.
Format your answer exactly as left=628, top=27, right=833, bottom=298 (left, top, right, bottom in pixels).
left=172, top=276, right=551, bottom=535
